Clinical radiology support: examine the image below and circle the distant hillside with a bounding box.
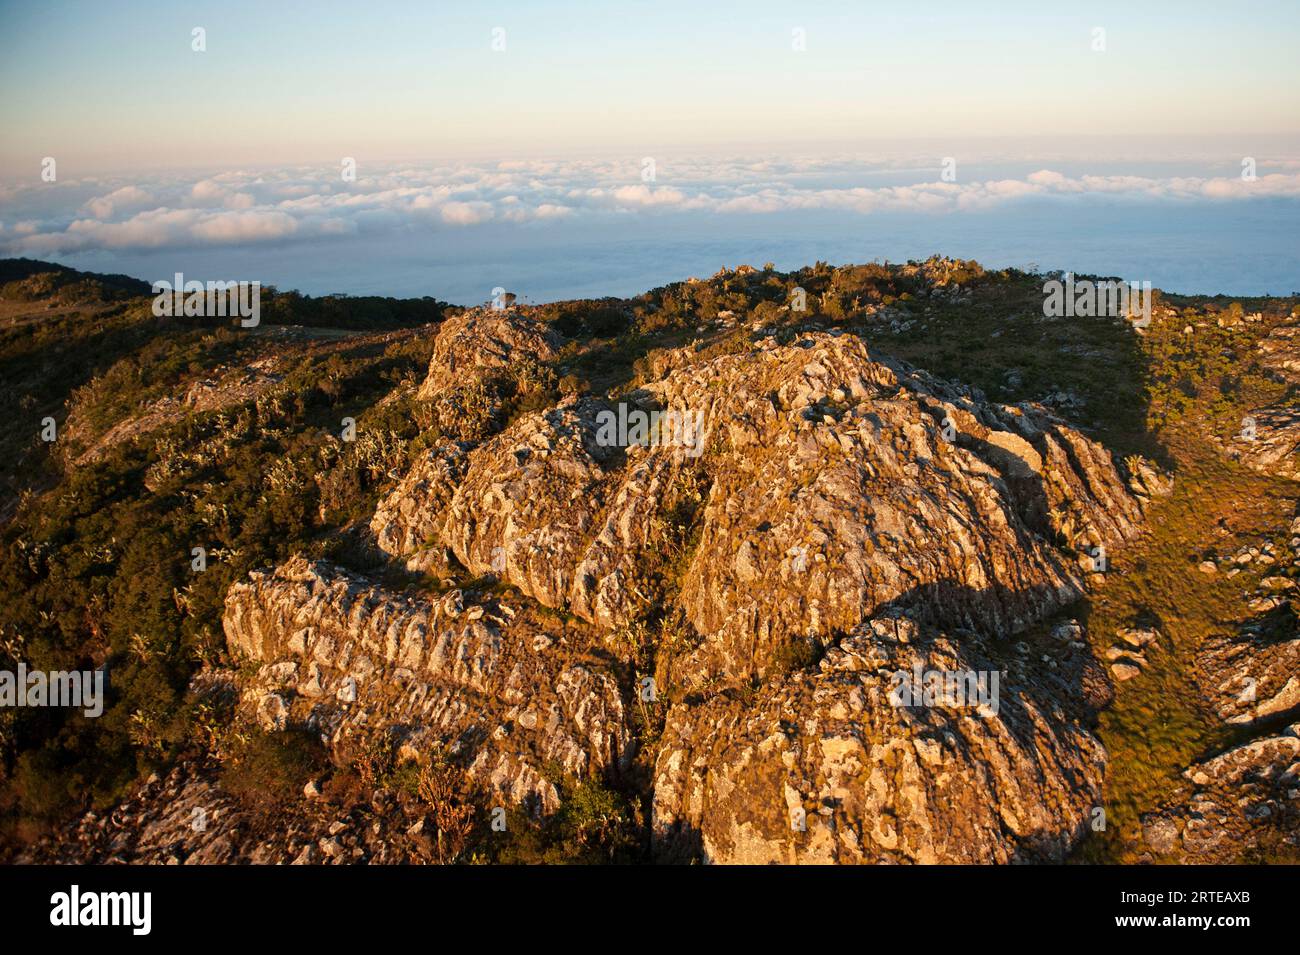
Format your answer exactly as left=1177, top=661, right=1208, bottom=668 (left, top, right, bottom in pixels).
left=0, top=258, right=153, bottom=302
left=0, top=259, right=458, bottom=509
left=0, top=258, right=453, bottom=329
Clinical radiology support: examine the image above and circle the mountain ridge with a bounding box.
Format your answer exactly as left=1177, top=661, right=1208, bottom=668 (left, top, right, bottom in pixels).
left=2, top=256, right=1298, bottom=864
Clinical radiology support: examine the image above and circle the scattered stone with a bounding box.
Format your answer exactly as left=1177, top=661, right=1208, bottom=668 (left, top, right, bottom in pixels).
left=1142, top=816, right=1180, bottom=854
left=1111, top=662, right=1142, bottom=682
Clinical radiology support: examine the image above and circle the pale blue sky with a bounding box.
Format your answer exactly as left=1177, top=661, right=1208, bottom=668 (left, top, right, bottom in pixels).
left=2, top=2, right=1297, bottom=300
left=2, top=0, right=1298, bottom=174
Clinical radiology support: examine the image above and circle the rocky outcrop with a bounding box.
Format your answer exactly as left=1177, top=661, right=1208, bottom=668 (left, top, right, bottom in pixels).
left=1199, top=625, right=1300, bottom=726
left=1257, top=315, right=1300, bottom=386
left=1197, top=511, right=1300, bottom=725
left=373, top=395, right=704, bottom=632
left=1142, top=724, right=1300, bottom=861
left=376, top=331, right=1151, bottom=688
left=416, top=307, right=562, bottom=401
left=433, top=399, right=620, bottom=614
left=371, top=440, right=472, bottom=560
left=225, top=320, right=1156, bottom=861
left=14, top=757, right=461, bottom=865
left=652, top=611, right=1109, bottom=864
left=1233, top=408, right=1300, bottom=480
left=1230, top=313, right=1300, bottom=478
left=68, top=359, right=286, bottom=466
left=658, top=337, right=1148, bottom=686
left=223, top=557, right=630, bottom=814
left=407, top=306, right=567, bottom=443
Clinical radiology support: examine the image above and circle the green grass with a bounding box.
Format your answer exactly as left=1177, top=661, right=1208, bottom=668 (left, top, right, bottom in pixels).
left=1078, top=439, right=1298, bottom=861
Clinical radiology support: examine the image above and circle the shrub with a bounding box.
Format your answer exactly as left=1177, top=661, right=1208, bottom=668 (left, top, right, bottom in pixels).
left=219, top=729, right=327, bottom=809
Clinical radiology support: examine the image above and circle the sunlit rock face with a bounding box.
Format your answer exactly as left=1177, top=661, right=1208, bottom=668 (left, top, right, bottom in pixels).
left=378, top=325, right=1147, bottom=686
left=224, top=556, right=630, bottom=815
left=652, top=611, right=1111, bottom=865
left=227, top=313, right=1155, bottom=858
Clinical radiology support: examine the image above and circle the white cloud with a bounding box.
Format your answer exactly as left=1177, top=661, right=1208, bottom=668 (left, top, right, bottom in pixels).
left=439, top=200, right=493, bottom=225
left=79, top=185, right=156, bottom=219
left=4, top=157, right=1298, bottom=256
left=608, top=184, right=688, bottom=207
left=189, top=179, right=228, bottom=202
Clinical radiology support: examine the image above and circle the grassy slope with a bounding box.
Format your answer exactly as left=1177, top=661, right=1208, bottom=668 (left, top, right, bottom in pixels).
left=1080, top=440, right=1300, bottom=862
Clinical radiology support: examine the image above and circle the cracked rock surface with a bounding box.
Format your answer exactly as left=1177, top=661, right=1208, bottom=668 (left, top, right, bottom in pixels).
left=218, top=311, right=1152, bottom=861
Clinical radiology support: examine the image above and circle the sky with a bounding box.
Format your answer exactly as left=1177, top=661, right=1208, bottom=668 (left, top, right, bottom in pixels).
left=3, top=0, right=1300, bottom=170
left=0, top=1, right=1297, bottom=301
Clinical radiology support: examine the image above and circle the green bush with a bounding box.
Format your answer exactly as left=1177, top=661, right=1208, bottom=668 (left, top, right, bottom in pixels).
left=220, top=729, right=328, bottom=809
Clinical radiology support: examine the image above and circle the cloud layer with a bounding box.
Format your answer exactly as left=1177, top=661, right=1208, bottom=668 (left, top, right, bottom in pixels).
left=3, top=156, right=1299, bottom=257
